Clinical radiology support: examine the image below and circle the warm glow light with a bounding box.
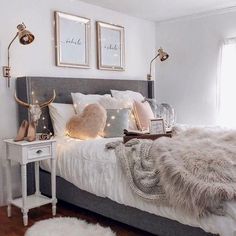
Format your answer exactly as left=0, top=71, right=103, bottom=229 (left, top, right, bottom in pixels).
left=218, top=41, right=236, bottom=128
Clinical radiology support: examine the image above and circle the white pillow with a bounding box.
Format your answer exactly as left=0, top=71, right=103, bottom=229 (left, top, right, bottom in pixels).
left=49, top=103, right=75, bottom=136
left=111, top=90, right=144, bottom=103
left=98, top=96, right=130, bottom=109
left=98, top=96, right=138, bottom=130
left=71, top=92, right=111, bottom=114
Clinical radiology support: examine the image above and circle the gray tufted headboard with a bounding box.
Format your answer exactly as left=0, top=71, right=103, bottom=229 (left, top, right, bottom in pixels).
left=16, top=76, right=154, bottom=133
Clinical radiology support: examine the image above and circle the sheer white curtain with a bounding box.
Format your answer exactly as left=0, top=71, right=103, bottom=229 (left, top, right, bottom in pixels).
left=217, top=38, right=236, bottom=128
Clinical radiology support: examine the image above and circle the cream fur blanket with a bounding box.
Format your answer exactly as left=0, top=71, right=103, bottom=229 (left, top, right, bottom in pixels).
left=106, top=127, right=236, bottom=217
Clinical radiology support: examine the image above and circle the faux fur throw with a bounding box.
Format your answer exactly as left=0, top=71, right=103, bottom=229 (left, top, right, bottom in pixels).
left=106, top=127, right=236, bottom=217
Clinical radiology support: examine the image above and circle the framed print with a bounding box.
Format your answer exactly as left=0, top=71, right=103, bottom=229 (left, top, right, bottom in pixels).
left=149, top=118, right=166, bottom=134
left=55, top=11, right=91, bottom=68
left=96, top=21, right=125, bottom=71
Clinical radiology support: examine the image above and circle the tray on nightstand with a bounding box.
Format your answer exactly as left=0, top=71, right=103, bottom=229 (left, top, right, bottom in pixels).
left=123, top=132, right=172, bottom=143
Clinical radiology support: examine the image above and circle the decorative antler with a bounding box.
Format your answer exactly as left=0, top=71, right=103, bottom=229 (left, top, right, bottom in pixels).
left=14, top=91, right=30, bottom=108
left=15, top=90, right=56, bottom=124
left=39, top=90, right=56, bottom=108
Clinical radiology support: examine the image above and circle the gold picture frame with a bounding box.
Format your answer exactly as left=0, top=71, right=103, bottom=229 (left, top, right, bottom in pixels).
left=55, top=11, right=91, bottom=68
left=96, top=21, right=125, bottom=71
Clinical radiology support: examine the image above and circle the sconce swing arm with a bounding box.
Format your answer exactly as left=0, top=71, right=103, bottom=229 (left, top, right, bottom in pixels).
left=3, top=33, right=19, bottom=87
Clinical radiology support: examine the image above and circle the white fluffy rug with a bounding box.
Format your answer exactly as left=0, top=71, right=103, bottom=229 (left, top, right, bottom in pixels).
left=25, top=217, right=116, bottom=236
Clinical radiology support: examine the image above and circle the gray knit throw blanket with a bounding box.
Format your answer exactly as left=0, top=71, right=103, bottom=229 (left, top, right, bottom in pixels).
left=106, top=127, right=236, bottom=217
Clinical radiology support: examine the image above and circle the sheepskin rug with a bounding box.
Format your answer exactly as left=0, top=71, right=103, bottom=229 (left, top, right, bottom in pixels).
left=25, top=217, right=116, bottom=236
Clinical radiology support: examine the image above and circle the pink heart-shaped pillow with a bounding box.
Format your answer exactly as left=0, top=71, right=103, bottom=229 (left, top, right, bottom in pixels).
left=67, top=103, right=107, bottom=140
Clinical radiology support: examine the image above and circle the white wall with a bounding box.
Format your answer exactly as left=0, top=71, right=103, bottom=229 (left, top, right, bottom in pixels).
left=155, top=11, right=236, bottom=125
left=0, top=0, right=155, bottom=206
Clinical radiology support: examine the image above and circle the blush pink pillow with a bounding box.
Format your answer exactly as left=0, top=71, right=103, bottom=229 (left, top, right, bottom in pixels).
left=133, top=100, right=154, bottom=131
left=66, top=104, right=107, bottom=140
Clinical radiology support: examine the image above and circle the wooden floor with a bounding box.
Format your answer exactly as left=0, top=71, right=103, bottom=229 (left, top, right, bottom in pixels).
left=0, top=201, right=155, bottom=236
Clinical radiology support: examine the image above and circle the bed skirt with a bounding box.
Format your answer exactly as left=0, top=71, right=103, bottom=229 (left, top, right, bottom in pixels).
left=26, top=163, right=215, bottom=236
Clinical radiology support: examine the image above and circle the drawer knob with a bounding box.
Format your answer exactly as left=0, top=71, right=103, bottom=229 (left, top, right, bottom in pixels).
left=36, top=150, right=43, bottom=154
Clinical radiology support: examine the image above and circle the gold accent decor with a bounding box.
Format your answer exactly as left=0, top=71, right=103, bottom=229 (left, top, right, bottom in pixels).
left=147, top=47, right=169, bottom=81
left=2, top=23, right=35, bottom=87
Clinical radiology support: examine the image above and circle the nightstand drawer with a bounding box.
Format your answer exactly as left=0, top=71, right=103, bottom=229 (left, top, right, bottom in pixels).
left=27, top=145, right=51, bottom=160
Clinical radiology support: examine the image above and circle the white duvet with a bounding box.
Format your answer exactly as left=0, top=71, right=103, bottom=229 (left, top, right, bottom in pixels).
left=40, top=136, right=236, bottom=236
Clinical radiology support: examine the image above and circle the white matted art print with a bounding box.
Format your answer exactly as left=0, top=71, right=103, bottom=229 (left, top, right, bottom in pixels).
left=55, top=11, right=91, bottom=68
left=149, top=118, right=166, bottom=134
left=96, top=21, right=125, bottom=71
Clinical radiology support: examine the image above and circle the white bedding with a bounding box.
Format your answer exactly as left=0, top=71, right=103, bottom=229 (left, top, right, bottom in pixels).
left=40, top=136, right=236, bottom=236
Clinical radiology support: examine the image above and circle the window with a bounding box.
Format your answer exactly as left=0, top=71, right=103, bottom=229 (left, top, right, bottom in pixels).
left=218, top=38, right=236, bottom=128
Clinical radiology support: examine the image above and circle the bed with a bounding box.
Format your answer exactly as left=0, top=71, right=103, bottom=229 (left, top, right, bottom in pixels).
left=15, top=76, right=225, bottom=236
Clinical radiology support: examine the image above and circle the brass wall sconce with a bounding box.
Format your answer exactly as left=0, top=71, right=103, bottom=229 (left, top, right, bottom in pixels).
left=3, top=23, right=35, bottom=87
left=147, top=47, right=169, bottom=81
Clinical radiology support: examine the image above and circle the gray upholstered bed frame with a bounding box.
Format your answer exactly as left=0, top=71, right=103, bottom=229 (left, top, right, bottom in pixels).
left=16, top=76, right=215, bottom=236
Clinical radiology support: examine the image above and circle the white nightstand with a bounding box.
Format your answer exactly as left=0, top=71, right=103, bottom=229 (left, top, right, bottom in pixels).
left=4, top=139, right=57, bottom=226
